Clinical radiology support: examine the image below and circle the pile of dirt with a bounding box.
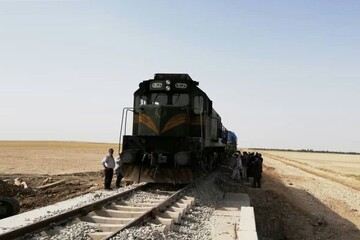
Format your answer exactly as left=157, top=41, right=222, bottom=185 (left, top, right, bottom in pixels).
left=0, top=179, right=33, bottom=197
left=1, top=171, right=104, bottom=213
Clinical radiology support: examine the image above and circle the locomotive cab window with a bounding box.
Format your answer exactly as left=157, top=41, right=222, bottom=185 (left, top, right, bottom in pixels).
left=135, top=95, right=148, bottom=111
left=172, top=93, right=189, bottom=106
left=140, top=95, right=147, bottom=105
left=151, top=93, right=168, bottom=105
left=193, top=96, right=204, bottom=114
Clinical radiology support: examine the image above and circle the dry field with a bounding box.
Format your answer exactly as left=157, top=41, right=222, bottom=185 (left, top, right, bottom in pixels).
left=0, top=141, right=119, bottom=175
left=259, top=150, right=360, bottom=176
left=1, top=142, right=359, bottom=238
left=249, top=150, right=360, bottom=239
left=257, top=150, right=360, bottom=191
left=0, top=141, right=121, bottom=212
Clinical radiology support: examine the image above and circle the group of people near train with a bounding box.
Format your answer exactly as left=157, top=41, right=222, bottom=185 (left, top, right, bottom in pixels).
left=100, top=148, right=263, bottom=190
left=231, top=151, right=263, bottom=188
left=101, top=148, right=123, bottom=190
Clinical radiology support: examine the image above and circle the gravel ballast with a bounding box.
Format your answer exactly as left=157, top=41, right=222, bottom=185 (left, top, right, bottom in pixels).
left=7, top=172, right=226, bottom=240
left=0, top=184, right=143, bottom=239
left=111, top=171, right=224, bottom=240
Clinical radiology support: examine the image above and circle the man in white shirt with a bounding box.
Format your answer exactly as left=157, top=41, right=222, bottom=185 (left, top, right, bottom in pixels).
left=101, top=148, right=115, bottom=190
left=231, top=151, right=242, bottom=181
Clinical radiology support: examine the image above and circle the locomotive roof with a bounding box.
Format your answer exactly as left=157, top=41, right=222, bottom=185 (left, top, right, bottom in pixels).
left=136, top=73, right=209, bottom=99
left=153, top=73, right=198, bottom=84
left=156, top=73, right=191, bottom=79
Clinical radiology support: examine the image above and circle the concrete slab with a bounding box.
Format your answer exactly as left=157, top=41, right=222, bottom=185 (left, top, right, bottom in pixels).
left=239, top=207, right=256, bottom=231
left=211, top=192, right=251, bottom=240
left=215, top=193, right=250, bottom=213
left=238, top=230, right=258, bottom=240
left=238, top=206, right=258, bottom=240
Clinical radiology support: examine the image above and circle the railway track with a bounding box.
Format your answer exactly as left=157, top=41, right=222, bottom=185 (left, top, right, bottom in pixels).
left=0, top=183, right=195, bottom=240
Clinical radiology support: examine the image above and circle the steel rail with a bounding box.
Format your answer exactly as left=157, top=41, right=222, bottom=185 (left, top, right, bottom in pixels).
left=102, top=178, right=201, bottom=240
left=0, top=184, right=148, bottom=240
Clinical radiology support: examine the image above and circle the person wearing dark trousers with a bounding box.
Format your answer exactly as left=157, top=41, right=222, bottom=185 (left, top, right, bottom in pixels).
left=101, top=148, right=115, bottom=190
left=241, top=152, right=249, bottom=180
left=252, top=155, right=262, bottom=188
left=115, top=155, right=123, bottom=188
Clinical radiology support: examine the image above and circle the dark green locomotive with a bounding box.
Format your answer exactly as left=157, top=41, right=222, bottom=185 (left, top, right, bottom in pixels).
left=120, top=73, right=236, bottom=183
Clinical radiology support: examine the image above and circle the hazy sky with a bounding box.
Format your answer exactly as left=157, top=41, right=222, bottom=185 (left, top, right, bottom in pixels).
left=1, top=1, right=359, bottom=152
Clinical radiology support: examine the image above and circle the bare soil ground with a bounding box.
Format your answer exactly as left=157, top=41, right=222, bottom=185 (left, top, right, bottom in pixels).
left=259, top=150, right=360, bottom=191
left=258, top=151, right=360, bottom=176
left=0, top=141, right=115, bottom=212
left=249, top=154, right=360, bottom=240
left=1, top=142, right=359, bottom=239
left=0, top=172, right=103, bottom=213
left=0, top=141, right=118, bottom=175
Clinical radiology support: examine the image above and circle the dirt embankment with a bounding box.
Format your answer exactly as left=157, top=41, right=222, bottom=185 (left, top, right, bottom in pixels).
left=0, top=172, right=103, bottom=213
left=249, top=163, right=360, bottom=240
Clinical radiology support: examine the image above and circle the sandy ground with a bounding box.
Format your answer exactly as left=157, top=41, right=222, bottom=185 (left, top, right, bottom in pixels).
left=0, top=141, right=117, bottom=212
left=258, top=151, right=360, bottom=192
left=0, top=141, right=119, bottom=174
left=1, top=142, right=359, bottom=239
left=249, top=154, right=360, bottom=240
left=259, top=150, right=360, bottom=179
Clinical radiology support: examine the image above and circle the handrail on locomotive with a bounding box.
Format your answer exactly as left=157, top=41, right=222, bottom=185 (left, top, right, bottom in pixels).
left=118, top=107, right=134, bottom=155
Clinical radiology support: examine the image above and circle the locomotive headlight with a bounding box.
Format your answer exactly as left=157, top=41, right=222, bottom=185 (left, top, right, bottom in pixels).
left=166, top=86, right=171, bottom=91
left=165, top=80, right=171, bottom=85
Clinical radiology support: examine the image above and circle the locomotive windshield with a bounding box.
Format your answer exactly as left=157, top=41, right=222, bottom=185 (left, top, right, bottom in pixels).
left=172, top=93, right=189, bottom=106
left=135, top=92, right=189, bottom=109
left=151, top=93, right=167, bottom=105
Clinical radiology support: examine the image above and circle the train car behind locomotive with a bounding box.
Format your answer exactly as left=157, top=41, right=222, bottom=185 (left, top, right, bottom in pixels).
left=120, top=73, right=236, bottom=183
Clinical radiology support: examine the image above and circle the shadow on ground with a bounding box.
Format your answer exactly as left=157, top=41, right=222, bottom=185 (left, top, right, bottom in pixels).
left=248, top=167, right=359, bottom=240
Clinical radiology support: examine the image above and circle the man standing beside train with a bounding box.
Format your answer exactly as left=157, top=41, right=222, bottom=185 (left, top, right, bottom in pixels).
left=102, top=148, right=115, bottom=190
left=115, top=155, right=123, bottom=188
left=241, top=151, right=249, bottom=181
left=251, top=153, right=262, bottom=188
left=231, top=151, right=242, bottom=181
